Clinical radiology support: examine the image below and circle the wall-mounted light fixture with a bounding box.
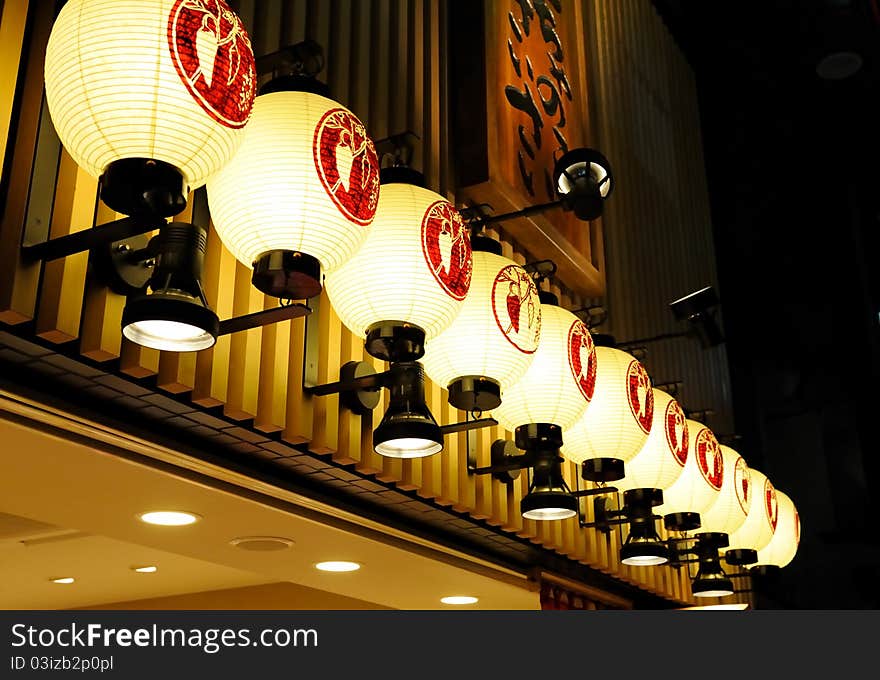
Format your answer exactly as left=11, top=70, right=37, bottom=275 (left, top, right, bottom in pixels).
left=467, top=424, right=612, bottom=521
left=325, top=158, right=472, bottom=363
left=207, top=39, right=380, bottom=300
left=669, top=532, right=735, bottom=598
left=21, top=190, right=310, bottom=352
left=43, top=0, right=256, bottom=218
left=561, top=341, right=655, bottom=483
left=307, top=360, right=497, bottom=458
left=422, top=232, right=542, bottom=412
left=464, top=147, right=614, bottom=228
left=582, top=488, right=669, bottom=565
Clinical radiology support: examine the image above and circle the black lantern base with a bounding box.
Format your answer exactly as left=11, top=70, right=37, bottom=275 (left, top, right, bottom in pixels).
left=252, top=250, right=322, bottom=300
left=664, top=511, right=702, bottom=532
left=100, top=158, right=188, bottom=218
left=514, top=423, right=563, bottom=451
left=448, top=376, right=501, bottom=412
left=365, top=321, right=426, bottom=362
left=581, top=457, right=625, bottom=483
left=725, top=548, right=758, bottom=566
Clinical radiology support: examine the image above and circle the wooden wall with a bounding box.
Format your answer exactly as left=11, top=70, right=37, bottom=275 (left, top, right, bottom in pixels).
left=0, top=0, right=749, bottom=607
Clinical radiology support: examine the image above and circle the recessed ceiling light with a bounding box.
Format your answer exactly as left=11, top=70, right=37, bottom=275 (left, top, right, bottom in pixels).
left=816, top=51, right=863, bottom=80
left=315, top=561, right=361, bottom=572
left=51, top=577, right=75, bottom=584
left=230, top=536, right=294, bottom=551
left=132, top=565, right=158, bottom=573
left=138, top=511, right=200, bottom=526
left=440, top=595, right=478, bottom=605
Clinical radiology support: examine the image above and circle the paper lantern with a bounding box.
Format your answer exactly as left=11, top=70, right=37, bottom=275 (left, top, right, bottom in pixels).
left=561, top=346, right=654, bottom=465
left=756, top=491, right=799, bottom=568
left=492, top=303, right=593, bottom=432
left=45, top=0, right=255, bottom=192
left=725, top=469, right=777, bottom=553
left=421, top=245, right=541, bottom=408
left=660, top=421, right=724, bottom=517
left=207, top=90, right=380, bottom=289
left=617, top=389, right=689, bottom=491
left=325, top=179, right=472, bottom=343
left=698, top=446, right=751, bottom=536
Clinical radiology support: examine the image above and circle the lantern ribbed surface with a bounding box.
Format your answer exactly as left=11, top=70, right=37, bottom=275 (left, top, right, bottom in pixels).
left=207, top=91, right=380, bottom=271
left=756, top=491, right=799, bottom=568
left=492, top=305, right=593, bottom=432
left=617, top=389, right=689, bottom=491
left=699, top=446, right=750, bottom=535
left=561, top=346, right=654, bottom=464
left=44, top=0, right=255, bottom=188
left=422, top=251, right=540, bottom=391
left=325, top=182, right=472, bottom=340
left=726, top=468, right=777, bottom=552
left=659, top=420, right=723, bottom=516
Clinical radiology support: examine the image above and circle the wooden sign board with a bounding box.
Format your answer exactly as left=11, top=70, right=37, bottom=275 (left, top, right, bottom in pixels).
left=451, top=0, right=604, bottom=298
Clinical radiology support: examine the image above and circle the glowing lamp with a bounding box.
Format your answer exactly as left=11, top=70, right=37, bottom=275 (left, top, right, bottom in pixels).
left=659, top=421, right=724, bottom=528
left=44, top=0, right=256, bottom=216
left=755, top=491, right=799, bottom=569
left=725, top=468, right=777, bottom=553
left=617, top=389, right=689, bottom=492
left=561, top=346, right=654, bottom=480
left=325, top=170, right=472, bottom=361
left=207, top=88, right=380, bottom=299
left=698, top=446, right=751, bottom=536
left=421, top=237, right=541, bottom=411
left=491, top=300, right=593, bottom=432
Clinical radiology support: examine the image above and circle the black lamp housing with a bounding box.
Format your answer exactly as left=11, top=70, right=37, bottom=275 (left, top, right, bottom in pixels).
left=372, top=362, right=443, bottom=459
left=99, top=158, right=188, bottom=219
left=121, top=223, right=219, bottom=352
left=669, top=286, right=725, bottom=348
left=552, top=147, right=614, bottom=221
left=619, top=489, right=669, bottom=566
left=517, top=424, right=578, bottom=521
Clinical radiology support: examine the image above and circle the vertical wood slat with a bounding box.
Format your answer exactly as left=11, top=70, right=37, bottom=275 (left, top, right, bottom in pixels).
left=192, top=231, right=236, bottom=407
left=34, top=155, right=96, bottom=343
left=0, top=0, right=29, bottom=188
left=0, top=0, right=52, bottom=325
left=79, top=205, right=128, bottom=362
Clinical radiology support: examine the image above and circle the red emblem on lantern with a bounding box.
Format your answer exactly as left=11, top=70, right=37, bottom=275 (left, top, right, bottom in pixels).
left=765, top=478, right=778, bottom=531
left=696, top=428, right=723, bottom=491
left=734, top=456, right=750, bottom=515
left=313, top=108, right=380, bottom=225
left=665, top=400, right=688, bottom=467
left=167, top=0, right=256, bottom=128
left=567, top=321, right=596, bottom=402
left=492, top=265, right=539, bottom=353
left=627, top=361, right=653, bottom=434
left=421, top=201, right=472, bottom=300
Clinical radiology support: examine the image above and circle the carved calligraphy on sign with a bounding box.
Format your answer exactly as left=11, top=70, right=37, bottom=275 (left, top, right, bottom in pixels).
left=505, top=0, right=571, bottom=200
left=453, top=0, right=604, bottom=299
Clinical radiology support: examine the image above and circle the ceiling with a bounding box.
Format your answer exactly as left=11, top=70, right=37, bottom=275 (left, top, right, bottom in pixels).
left=652, top=0, right=880, bottom=607
left=0, top=402, right=539, bottom=610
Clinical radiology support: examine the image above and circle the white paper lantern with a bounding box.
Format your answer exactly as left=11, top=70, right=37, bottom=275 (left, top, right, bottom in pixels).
left=699, top=446, right=751, bottom=536
left=660, top=421, right=723, bottom=516
left=44, top=0, right=255, bottom=188
left=492, top=304, right=593, bottom=432
left=422, top=249, right=541, bottom=393
left=325, top=181, right=472, bottom=341
left=561, top=346, right=654, bottom=464
left=617, top=389, right=689, bottom=491
left=756, top=491, right=799, bottom=568
left=207, top=91, right=380, bottom=272
left=726, top=469, right=777, bottom=553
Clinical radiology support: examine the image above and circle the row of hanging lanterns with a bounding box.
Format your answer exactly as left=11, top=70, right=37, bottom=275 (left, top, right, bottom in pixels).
left=40, top=0, right=799, bottom=597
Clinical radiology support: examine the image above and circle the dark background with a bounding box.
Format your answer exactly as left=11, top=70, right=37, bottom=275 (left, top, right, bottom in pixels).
left=652, top=0, right=880, bottom=607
